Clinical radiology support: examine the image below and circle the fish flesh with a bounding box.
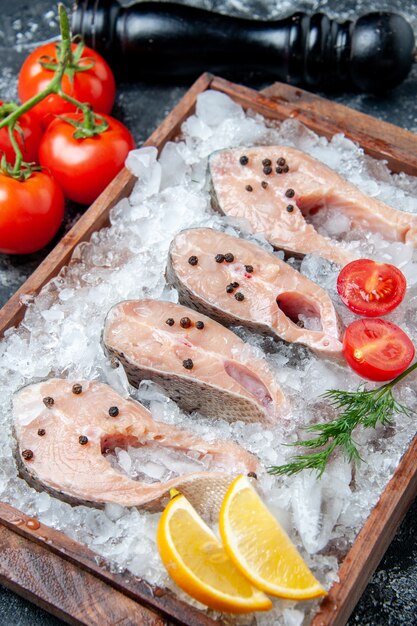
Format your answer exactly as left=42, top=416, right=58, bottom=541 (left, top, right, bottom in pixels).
left=102, top=300, right=286, bottom=423
left=14, top=379, right=258, bottom=516
left=167, top=228, right=343, bottom=358
left=209, top=146, right=417, bottom=265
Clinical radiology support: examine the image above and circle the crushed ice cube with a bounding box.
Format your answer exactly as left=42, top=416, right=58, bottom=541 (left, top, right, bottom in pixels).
left=159, top=141, right=187, bottom=189
left=196, top=90, right=244, bottom=126
left=126, top=147, right=162, bottom=202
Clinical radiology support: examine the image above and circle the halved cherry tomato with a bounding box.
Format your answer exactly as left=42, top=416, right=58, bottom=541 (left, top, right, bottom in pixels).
left=0, top=171, right=64, bottom=254
left=39, top=113, right=135, bottom=205
left=0, top=100, right=43, bottom=166
left=337, top=259, right=406, bottom=317
left=18, top=43, right=116, bottom=129
left=343, top=319, right=414, bottom=381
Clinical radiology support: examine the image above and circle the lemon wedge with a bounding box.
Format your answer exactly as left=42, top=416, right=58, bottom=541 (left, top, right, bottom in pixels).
left=157, top=492, right=272, bottom=613
left=219, top=475, right=327, bottom=600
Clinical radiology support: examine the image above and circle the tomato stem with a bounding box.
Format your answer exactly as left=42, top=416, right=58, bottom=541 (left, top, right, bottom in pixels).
left=8, top=125, right=23, bottom=175
left=58, top=3, right=71, bottom=45
left=0, top=102, right=18, bottom=119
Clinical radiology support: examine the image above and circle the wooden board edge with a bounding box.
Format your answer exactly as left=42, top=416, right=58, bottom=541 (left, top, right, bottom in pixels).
left=145, top=72, right=214, bottom=147
left=312, top=432, right=417, bottom=626
left=0, top=501, right=222, bottom=626
left=0, top=72, right=214, bottom=339
left=0, top=523, right=165, bottom=626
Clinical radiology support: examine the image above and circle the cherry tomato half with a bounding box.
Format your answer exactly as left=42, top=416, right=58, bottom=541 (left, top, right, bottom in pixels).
left=0, top=100, right=43, bottom=166
left=343, top=318, right=414, bottom=382
left=0, top=171, right=64, bottom=254
left=18, top=43, right=116, bottom=129
left=39, top=113, right=135, bottom=205
left=337, top=259, right=406, bottom=317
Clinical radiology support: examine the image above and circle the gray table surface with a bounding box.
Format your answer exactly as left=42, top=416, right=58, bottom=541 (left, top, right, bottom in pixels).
left=0, top=0, right=417, bottom=624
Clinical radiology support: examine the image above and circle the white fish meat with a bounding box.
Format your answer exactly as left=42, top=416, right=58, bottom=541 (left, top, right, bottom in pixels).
left=167, top=227, right=343, bottom=358
left=209, top=146, right=417, bottom=265
left=102, top=300, right=286, bottom=423
left=14, top=379, right=258, bottom=517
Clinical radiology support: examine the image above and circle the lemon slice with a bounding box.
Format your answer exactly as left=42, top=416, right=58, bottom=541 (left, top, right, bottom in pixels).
left=157, top=493, right=272, bottom=613
left=219, top=475, right=327, bottom=600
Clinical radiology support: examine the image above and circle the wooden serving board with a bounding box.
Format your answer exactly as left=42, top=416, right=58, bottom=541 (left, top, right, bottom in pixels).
left=0, top=74, right=416, bottom=626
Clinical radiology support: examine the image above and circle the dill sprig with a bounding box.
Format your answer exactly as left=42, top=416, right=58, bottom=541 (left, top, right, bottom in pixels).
left=268, top=362, right=417, bottom=478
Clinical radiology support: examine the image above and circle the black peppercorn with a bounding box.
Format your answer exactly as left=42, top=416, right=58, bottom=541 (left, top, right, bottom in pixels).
left=180, top=317, right=192, bottom=329
left=215, top=254, right=225, bottom=263
left=286, top=204, right=294, bottom=213
left=263, top=165, right=272, bottom=175
left=285, top=188, right=295, bottom=198
left=245, top=184, right=253, bottom=192
left=109, top=406, right=119, bottom=417
left=239, top=155, right=249, bottom=165
left=283, top=164, right=289, bottom=173
left=275, top=166, right=283, bottom=174
left=262, top=158, right=272, bottom=166
left=79, top=435, right=88, bottom=445
left=37, top=429, right=46, bottom=437
left=235, top=292, right=245, bottom=301
left=22, top=449, right=33, bottom=460
left=231, top=282, right=239, bottom=288
left=188, top=255, right=198, bottom=266
left=195, top=321, right=205, bottom=329
left=247, top=471, right=258, bottom=479
left=43, top=396, right=54, bottom=408
left=226, top=284, right=234, bottom=293
left=165, top=318, right=175, bottom=326
left=182, top=359, right=194, bottom=370
left=245, top=264, right=254, bottom=273
left=72, top=383, right=82, bottom=395
left=224, top=253, right=234, bottom=263
left=261, top=181, right=268, bottom=189
left=277, top=157, right=286, bottom=166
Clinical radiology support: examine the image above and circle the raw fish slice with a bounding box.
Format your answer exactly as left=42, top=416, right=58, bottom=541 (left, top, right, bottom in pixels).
left=103, top=300, right=286, bottom=423
left=209, top=146, right=417, bottom=265
left=14, top=379, right=258, bottom=518
left=167, top=228, right=342, bottom=358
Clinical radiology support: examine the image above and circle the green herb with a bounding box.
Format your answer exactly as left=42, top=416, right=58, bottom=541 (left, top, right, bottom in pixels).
left=268, top=362, right=417, bottom=478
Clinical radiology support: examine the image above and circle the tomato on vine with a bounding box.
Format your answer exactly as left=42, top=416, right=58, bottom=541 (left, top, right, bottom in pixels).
left=18, top=41, right=116, bottom=128
left=0, top=100, right=43, bottom=166
left=0, top=171, right=64, bottom=254
left=0, top=4, right=134, bottom=254
left=39, top=111, right=135, bottom=204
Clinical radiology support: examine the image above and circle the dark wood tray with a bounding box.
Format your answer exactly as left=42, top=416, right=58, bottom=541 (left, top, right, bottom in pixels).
left=0, top=74, right=416, bottom=626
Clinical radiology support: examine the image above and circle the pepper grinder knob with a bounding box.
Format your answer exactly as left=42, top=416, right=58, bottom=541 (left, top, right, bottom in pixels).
left=350, top=13, right=415, bottom=91
left=72, top=0, right=415, bottom=92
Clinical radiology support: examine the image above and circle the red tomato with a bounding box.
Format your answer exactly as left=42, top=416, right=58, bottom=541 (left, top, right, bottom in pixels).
left=0, top=101, right=43, bottom=165
left=343, top=319, right=414, bottom=382
left=0, top=171, right=64, bottom=254
left=337, top=259, right=406, bottom=317
left=39, top=113, right=134, bottom=205
left=18, top=43, right=116, bottom=128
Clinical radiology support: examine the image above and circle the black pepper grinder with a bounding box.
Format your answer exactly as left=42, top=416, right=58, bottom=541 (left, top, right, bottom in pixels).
left=72, top=0, right=416, bottom=92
